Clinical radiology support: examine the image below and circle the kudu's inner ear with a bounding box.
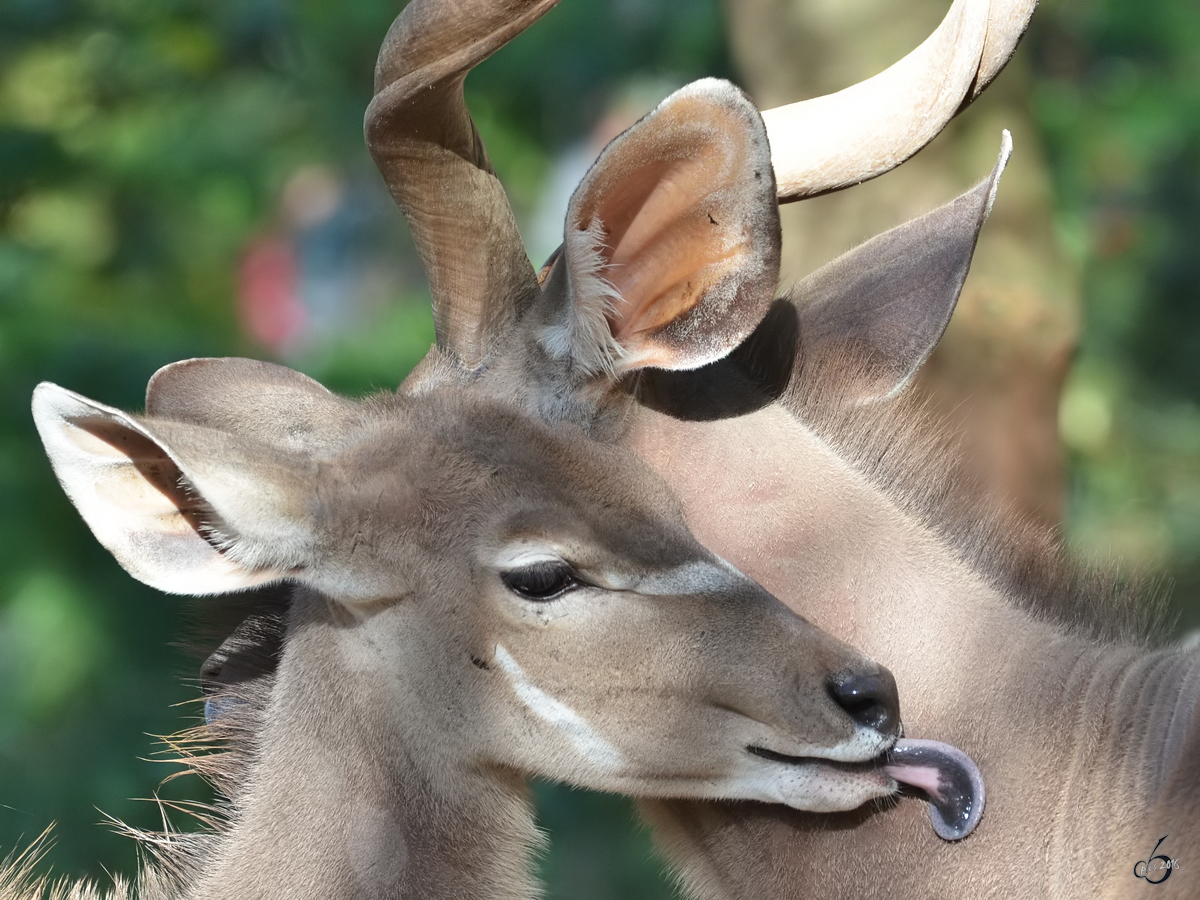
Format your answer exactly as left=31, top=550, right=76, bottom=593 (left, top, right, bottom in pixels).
left=32, top=382, right=317, bottom=596
left=792, top=132, right=1013, bottom=403
left=549, top=78, right=780, bottom=375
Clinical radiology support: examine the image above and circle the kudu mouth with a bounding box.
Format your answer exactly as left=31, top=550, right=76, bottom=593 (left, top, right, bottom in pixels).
left=747, top=736, right=986, bottom=841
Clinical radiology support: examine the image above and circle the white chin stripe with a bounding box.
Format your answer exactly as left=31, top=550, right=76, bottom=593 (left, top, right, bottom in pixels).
left=819, top=725, right=895, bottom=763
left=712, top=752, right=894, bottom=812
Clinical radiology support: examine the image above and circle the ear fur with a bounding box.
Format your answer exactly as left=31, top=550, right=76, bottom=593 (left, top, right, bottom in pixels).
left=545, top=78, right=781, bottom=376
left=625, top=134, right=1012, bottom=419
left=792, top=131, right=1013, bottom=403
left=32, top=381, right=316, bottom=596
left=147, top=357, right=362, bottom=452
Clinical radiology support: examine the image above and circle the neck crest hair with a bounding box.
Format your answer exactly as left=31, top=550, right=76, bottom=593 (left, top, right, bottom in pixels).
left=789, top=348, right=1170, bottom=645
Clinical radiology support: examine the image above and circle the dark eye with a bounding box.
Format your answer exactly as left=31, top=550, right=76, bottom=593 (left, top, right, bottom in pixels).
left=501, top=563, right=581, bottom=601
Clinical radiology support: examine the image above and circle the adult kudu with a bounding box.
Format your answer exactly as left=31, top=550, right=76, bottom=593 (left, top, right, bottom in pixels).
left=0, top=1, right=1030, bottom=899
left=357, top=0, right=1200, bottom=898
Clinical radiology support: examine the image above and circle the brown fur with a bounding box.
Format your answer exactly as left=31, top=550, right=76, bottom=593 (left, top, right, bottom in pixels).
left=20, top=368, right=908, bottom=900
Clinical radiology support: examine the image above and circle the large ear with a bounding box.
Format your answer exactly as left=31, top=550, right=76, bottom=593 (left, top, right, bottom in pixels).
left=542, top=78, right=781, bottom=375
left=32, top=381, right=320, bottom=596
left=791, top=131, right=1013, bottom=403
left=146, top=357, right=362, bottom=453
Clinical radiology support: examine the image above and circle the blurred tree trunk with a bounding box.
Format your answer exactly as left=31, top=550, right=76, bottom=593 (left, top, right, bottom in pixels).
left=725, top=0, right=1079, bottom=530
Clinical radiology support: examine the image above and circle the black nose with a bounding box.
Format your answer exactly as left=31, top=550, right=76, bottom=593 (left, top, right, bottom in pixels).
left=827, top=668, right=900, bottom=735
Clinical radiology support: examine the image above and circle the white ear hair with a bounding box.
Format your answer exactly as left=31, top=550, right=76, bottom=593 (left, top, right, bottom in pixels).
left=541, top=218, right=629, bottom=376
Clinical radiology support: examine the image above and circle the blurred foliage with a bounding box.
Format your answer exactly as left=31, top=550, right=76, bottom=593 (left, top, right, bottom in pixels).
left=1030, top=0, right=1200, bottom=630
left=2, top=0, right=1200, bottom=894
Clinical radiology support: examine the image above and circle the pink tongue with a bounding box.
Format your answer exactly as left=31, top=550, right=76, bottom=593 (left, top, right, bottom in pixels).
left=883, top=739, right=985, bottom=841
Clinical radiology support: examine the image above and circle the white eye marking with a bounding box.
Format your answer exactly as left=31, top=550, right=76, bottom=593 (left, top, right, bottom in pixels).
left=636, top=559, right=744, bottom=596
left=491, top=546, right=565, bottom=570
left=493, top=645, right=624, bottom=772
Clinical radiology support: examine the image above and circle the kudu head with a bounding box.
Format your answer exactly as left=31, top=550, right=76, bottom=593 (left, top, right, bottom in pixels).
left=359, top=0, right=1033, bottom=842
left=32, top=354, right=903, bottom=819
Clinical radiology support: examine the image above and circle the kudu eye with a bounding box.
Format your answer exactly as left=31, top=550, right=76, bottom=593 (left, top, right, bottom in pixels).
left=501, top=563, right=581, bottom=601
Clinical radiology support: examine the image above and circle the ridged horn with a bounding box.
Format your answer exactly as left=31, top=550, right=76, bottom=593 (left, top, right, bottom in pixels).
left=365, top=0, right=560, bottom=370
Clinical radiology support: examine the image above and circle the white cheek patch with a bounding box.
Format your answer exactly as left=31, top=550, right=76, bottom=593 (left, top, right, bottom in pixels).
left=493, top=645, right=624, bottom=772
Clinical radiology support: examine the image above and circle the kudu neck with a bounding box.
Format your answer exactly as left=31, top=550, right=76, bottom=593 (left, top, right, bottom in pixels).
left=623, top=402, right=1199, bottom=897
left=735, top=413, right=1193, bottom=871
left=792, top=447, right=1200, bottom=859
left=1049, top=645, right=1200, bottom=884
left=188, top=592, right=541, bottom=900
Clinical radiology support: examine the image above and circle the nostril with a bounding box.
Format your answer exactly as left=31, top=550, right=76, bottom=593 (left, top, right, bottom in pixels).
left=826, top=668, right=900, bottom=735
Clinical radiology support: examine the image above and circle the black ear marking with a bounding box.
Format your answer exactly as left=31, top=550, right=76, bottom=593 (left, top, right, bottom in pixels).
left=629, top=299, right=799, bottom=421
left=199, top=588, right=290, bottom=694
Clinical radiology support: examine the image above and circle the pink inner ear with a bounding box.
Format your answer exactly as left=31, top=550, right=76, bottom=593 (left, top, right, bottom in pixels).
left=566, top=85, right=777, bottom=371
left=604, top=159, right=749, bottom=344
left=596, top=103, right=752, bottom=342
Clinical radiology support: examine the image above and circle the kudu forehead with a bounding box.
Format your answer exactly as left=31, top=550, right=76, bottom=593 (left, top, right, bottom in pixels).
left=372, top=394, right=702, bottom=567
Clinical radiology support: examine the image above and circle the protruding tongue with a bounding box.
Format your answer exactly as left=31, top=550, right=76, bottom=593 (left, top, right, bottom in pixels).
left=883, top=738, right=985, bottom=841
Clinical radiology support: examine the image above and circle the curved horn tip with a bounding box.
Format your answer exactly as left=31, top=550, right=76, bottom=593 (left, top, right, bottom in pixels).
left=763, top=0, right=1033, bottom=202
left=973, top=0, right=1040, bottom=98
left=985, top=130, right=1014, bottom=218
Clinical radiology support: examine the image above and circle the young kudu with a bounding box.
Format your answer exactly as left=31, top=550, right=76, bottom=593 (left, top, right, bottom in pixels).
left=7, top=1, right=1008, bottom=898
left=358, top=0, right=1199, bottom=897
left=23, top=357, right=906, bottom=900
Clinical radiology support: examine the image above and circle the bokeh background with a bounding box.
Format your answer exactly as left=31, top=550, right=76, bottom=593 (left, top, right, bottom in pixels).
left=1, top=0, right=1198, bottom=895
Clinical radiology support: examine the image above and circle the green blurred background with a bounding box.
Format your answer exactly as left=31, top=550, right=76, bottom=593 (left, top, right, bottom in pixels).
left=1, top=0, right=1197, bottom=895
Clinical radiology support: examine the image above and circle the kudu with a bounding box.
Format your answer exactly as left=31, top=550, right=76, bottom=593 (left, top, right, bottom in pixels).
left=22, top=359, right=909, bottom=900
left=4, top=2, right=1021, bottom=899
left=357, top=0, right=1199, bottom=898
left=631, top=227, right=1200, bottom=899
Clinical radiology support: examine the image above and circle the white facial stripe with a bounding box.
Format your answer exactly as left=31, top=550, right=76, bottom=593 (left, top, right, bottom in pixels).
left=492, top=542, right=750, bottom=599
left=493, top=645, right=624, bottom=772
left=636, top=559, right=744, bottom=596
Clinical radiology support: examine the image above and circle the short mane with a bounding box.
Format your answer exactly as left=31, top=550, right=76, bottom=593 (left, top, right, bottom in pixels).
left=789, top=345, right=1172, bottom=645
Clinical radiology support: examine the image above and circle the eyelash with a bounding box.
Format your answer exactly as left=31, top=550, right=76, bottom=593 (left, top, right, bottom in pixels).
left=500, top=562, right=583, bottom=601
